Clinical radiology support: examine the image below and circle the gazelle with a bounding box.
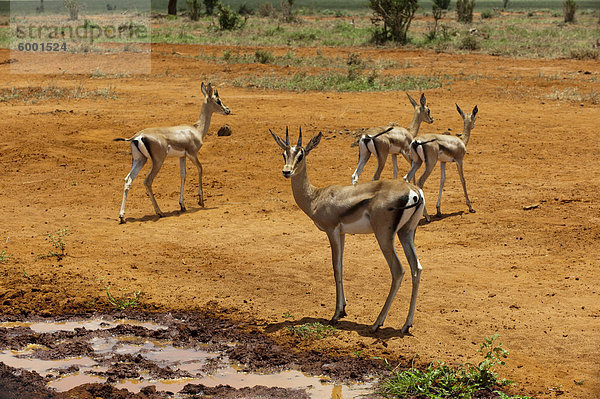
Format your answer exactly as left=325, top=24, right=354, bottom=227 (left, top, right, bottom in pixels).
left=404, top=104, right=478, bottom=222
left=114, top=82, right=230, bottom=224
left=271, top=127, right=425, bottom=333
left=351, top=93, right=434, bottom=185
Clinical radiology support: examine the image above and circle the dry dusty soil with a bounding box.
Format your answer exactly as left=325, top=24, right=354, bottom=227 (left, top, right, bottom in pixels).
left=0, top=44, right=599, bottom=398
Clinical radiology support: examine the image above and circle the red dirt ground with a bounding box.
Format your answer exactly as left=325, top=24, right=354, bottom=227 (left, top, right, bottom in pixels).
left=0, top=44, right=599, bottom=398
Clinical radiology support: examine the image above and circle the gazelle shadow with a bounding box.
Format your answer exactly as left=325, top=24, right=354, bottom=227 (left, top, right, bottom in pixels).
left=265, top=316, right=409, bottom=339
left=120, top=206, right=216, bottom=224
left=419, top=210, right=465, bottom=225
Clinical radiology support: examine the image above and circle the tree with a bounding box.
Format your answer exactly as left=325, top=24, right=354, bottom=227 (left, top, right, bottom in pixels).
left=168, top=0, right=177, bottom=15
left=369, top=0, right=419, bottom=44
left=204, top=0, right=218, bottom=15
left=456, top=0, right=475, bottom=23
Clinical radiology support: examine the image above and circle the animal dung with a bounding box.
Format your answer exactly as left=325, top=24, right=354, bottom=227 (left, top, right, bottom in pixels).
left=217, top=124, right=232, bottom=136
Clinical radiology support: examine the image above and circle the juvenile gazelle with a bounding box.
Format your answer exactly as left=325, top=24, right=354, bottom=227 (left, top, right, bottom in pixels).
left=404, top=104, right=478, bottom=222
left=351, top=93, right=434, bottom=185
left=114, top=83, right=230, bottom=223
left=271, top=127, right=425, bottom=333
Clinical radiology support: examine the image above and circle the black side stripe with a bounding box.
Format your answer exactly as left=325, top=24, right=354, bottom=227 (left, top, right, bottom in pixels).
left=341, top=198, right=372, bottom=218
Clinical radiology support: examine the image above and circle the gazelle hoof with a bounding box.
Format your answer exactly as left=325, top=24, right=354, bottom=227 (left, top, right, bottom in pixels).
left=369, top=324, right=381, bottom=333
left=401, top=324, right=412, bottom=334
left=469, top=208, right=476, bottom=213
left=119, top=217, right=125, bottom=224
left=180, top=205, right=186, bottom=212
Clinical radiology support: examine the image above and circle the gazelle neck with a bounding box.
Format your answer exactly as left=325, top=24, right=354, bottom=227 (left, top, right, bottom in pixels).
left=193, top=102, right=213, bottom=140
left=408, top=112, right=423, bottom=137
left=290, top=163, right=318, bottom=217
left=460, top=120, right=473, bottom=146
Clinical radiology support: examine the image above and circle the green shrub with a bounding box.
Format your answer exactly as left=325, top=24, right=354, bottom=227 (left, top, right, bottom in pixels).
left=257, top=1, right=276, bottom=17
left=187, top=0, right=201, bottom=20
left=459, top=34, right=479, bottom=50
left=380, top=335, right=520, bottom=398
left=569, top=48, right=599, bottom=60
left=563, top=0, right=578, bottom=23
left=203, top=0, right=218, bottom=15
left=481, top=10, right=493, bottom=19
left=217, top=3, right=245, bottom=30
left=369, top=0, right=419, bottom=44
left=457, top=0, right=475, bottom=23
left=254, top=49, right=274, bottom=63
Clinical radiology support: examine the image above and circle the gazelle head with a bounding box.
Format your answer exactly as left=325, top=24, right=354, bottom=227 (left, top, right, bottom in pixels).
left=201, top=82, right=231, bottom=115
left=407, top=92, right=434, bottom=125
left=270, top=127, right=322, bottom=178
left=456, top=103, right=478, bottom=130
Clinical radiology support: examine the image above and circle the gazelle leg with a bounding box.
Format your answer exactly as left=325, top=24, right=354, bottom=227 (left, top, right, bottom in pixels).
left=436, top=162, right=446, bottom=217
left=416, top=159, right=437, bottom=222
left=119, top=155, right=146, bottom=223
left=327, top=228, right=347, bottom=324
left=187, top=152, right=204, bottom=207
left=391, top=154, right=398, bottom=179
left=397, top=218, right=423, bottom=334
left=404, top=158, right=422, bottom=184
left=144, top=155, right=165, bottom=217
left=179, top=156, right=187, bottom=212
left=371, top=228, right=404, bottom=332
left=372, top=145, right=389, bottom=181
left=456, top=160, right=475, bottom=213
left=351, top=140, right=371, bottom=185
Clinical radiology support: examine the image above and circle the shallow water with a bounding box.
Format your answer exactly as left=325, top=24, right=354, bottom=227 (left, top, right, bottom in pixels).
left=0, top=318, right=374, bottom=398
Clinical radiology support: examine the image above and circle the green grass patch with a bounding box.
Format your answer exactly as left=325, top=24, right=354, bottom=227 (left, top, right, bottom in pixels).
left=0, top=250, right=11, bottom=263
left=233, top=71, right=442, bottom=92
left=105, top=286, right=142, bottom=310
left=286, top=322, right=338, bottom=340
left=379, top=334, right=530, bottom=399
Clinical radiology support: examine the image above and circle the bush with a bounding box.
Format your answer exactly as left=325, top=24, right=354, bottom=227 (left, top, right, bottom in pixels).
left=459, top=34, right=479, bottom=50
left=563, top=0, right=578, bottom=23
left=457, top=0, right=475, bottom=23
left=217, top=3, right=245, bottom=30
left=187, top=0, right=201, bottom=20
left=369, top=0, right=419, bottom=44
left=429, top=0, right=449, bottom=40
left=63, top=0, right=82, bottom=20
left=257, top=1, right=276, bottom=17
left=481, top=10, right=493, bottom=19
left=237, top=3, right=253, bottom=16
left=434, top=0, right=451, bottom=10
left=280, top=0, right=295, bottom=22
left=569, top=48, right=598, bottom=60
left=254, top=49, right=274, bottom=63
left=203, top=0, right=218, bottom=15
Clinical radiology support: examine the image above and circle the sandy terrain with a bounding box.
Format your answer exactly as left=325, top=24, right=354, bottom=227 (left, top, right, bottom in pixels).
left=0, top=44, right=599, bottom=398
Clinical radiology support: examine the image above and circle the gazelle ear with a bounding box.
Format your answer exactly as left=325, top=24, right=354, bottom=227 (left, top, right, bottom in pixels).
left=456, top=103, right=465, bottom=119
left=270, top=129, right=287, bottom=150
left=407, top=92, right=417, bottom=107
left=419, top=93, right=426, bottom=107
left=201, top=82, right=208, bottom=97
left=304, top=132, right=322, bottom=154
left=472, top=105, right=478, bottom=117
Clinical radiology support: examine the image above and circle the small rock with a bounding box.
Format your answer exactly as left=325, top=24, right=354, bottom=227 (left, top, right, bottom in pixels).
left=217, top=124, right=232, bottom=136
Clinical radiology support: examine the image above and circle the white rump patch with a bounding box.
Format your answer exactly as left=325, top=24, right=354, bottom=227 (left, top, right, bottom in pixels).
left=395, top=189, right=421, bottom=232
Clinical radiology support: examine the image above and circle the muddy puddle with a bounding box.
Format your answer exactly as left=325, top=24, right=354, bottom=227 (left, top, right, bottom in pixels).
left=0, top=312, right=386, bottom=398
